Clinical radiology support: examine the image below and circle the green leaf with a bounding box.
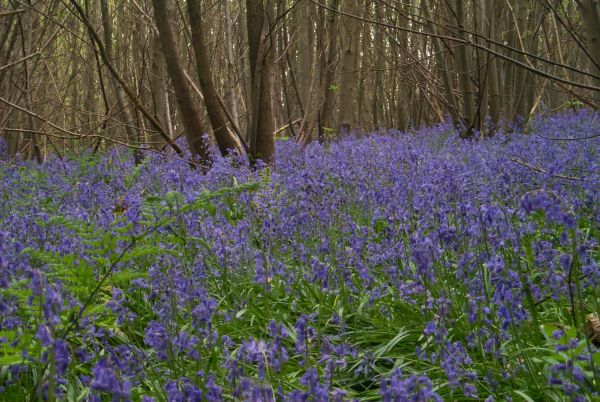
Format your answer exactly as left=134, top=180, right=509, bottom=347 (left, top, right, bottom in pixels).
left=111, top=269, right=149, bottom=286
left=0, top=352, right=24, bottom=365
left=540, top=323, right=573, bottom=345
left=512, top=390, right=536, bottom=402
left=374, top=328, right=410, bottom=358
left=593, top=352, right=600, bottom=366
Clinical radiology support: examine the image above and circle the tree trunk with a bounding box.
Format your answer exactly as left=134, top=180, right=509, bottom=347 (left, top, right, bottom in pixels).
left=578, top=0, right=600, bottom=108
left=100, top=0, right=140, bottom=155
left=316, top=0, right=340, bottom=141
left=372, top=3, right=384, bottom=129
left=187, top=0, right=245, bottom=156
left=152, top=0, right=210, bottom=162
left=453, top=0, right=476, bottom=137
left=512, top=0, right=531, bottom=119
left=223, top=0, right=241, bottom=130
left=297, top=0, right=313, bottom=114
left=246, top=0, right=276, bottom=164
left=422, top=0, right=460, bottom=127
left=484, top=0, right=501, bottom=129
left=337, top=0, right=361, bottom=133
left=22, top=8, right=43, bottom=162
left=149, top=34, right=170, bottom=147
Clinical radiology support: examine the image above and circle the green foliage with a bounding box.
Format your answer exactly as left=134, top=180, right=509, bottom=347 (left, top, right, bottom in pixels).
left=0, top=180, right=260, bottom=400
left=1, top=127, right=599, bottom=400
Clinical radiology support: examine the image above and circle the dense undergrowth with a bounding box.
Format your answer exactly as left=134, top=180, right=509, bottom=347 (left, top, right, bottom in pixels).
left=0, top=110, right=599, bottom=401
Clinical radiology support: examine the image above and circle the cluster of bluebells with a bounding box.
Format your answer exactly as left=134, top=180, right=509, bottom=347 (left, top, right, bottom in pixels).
left=0, top=110, right=599, bottom=400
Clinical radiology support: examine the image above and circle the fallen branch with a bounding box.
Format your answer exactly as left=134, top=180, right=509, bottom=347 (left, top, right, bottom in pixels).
left=510, top=158, right=582, bottom=181
left=274, top=119, right=301, bottom=137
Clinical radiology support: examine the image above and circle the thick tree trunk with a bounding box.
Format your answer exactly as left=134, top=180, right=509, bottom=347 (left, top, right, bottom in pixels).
left=187, top=0, right=245, bottom=156
left=246, top=0, right=275, bottom=164
left=152, top=0, right=210, bottom=162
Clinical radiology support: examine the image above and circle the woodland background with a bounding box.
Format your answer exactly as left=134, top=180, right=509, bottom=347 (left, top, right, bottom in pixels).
left=0, top=0, right=599, bottom=165
left=1, top=2, right=600, bottom=401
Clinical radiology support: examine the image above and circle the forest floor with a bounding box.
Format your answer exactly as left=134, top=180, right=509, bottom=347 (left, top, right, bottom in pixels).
left=0, top=110, right=599, bottom=401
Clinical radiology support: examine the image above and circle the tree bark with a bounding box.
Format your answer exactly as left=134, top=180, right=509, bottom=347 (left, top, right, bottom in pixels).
left=453, top=0, right=476, bottom=137
left=149, top=34, right=170, bottom=147
left=152, top=0, right=210, bottom=161
left=297, top=0, right=313, bottom=114
left=100, top=0, right=140, bottom=154
left=187, top=0, right=245, bottom=156
left=372, top=3, right=384, bottom=129
left=337, top=0, right=361, bottom=133
left=578, top=0, right=600, bottom=108
left=246, top=0, right=275, bottom=164
left=422, top=0, right=460, bottom=127
left=484, top=0, right=501, bottom=129
left=223, top=0, right=241, bottom=130
left=316, top=0, right=340, bottom=141
left=511, top=0, right=528, bottom=119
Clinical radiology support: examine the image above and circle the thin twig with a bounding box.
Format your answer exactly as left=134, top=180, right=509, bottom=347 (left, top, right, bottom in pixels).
left=0, top=51, right=41, bottom=71
left=0, top=9, right=24, bottom=17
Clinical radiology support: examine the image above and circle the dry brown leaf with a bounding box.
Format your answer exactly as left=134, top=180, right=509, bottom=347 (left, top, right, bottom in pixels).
left=586, top=313, right=600, bottom=347
left=113, top=196, right=128, bottom=214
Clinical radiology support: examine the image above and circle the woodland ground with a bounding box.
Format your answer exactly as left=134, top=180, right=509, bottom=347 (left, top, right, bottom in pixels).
left=0, top=110, right=599, bottom=401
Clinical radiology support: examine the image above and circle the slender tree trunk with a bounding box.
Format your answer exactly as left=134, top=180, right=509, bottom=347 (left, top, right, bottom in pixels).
left=223, top=0, right=241, bottom=130
left=395, top=5, right=410, bottom=130
left=337, top=0, right=360, bottom=133
left=512, top=0, right=531, bottom=119
left=484, top=0, right=501, bottom=129
left=470, top=0, right=484, bottom=133
left=503, top=1, right=517, bottom=121
left=19, top=10, right=44, bottom=163
left=149, top=34, right=170, bottom=147
left=278, top=0, right=299, bottom=138
left=372, top=3, right=384, bottom=129
left=239, top=0, right=251, bottom=136
left=316, top=0, right=340, bottom=140
left=453, top=0, right=476, bottom=137
left=422, top=0, right=460, bottom=127
left=100, top=0, right=139, bottom=155
left=296, top=2, right=323, bottom=142
left=297, top=0, right=313, bottom=114
left=83, top=25, right=96, bottom=140
left=578, top=0, right=600, bottom=108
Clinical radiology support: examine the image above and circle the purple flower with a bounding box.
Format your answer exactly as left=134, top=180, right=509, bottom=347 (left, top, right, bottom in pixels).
left=91, top=358, right=131, bottom=399
left=36, top=325, right=53, bottom=347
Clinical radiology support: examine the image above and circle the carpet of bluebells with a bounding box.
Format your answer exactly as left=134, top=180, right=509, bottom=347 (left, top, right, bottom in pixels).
left=0, top=110, right=599, bottom=401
